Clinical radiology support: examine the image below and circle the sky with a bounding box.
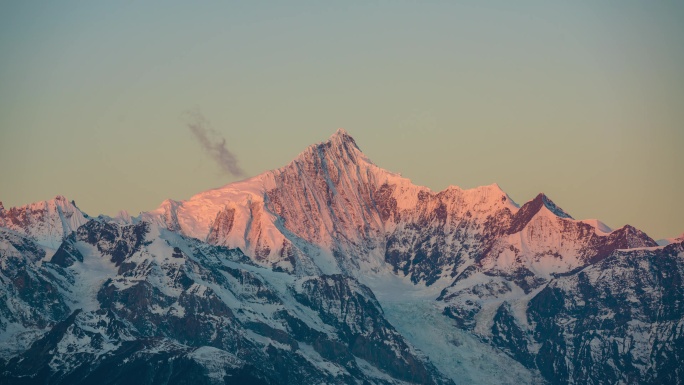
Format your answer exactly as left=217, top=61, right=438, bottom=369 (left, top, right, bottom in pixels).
left=1, top=1, right=682, bottom=239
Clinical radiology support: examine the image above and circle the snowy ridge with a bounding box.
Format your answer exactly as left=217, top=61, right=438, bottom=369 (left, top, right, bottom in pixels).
left=579, top=219, right=612, bottom=235
left=142, top=130, right=647, bottom=286
left=0, top=196, right=88, bottom=251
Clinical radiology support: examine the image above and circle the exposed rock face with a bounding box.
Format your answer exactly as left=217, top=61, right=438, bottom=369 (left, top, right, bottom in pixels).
left=292, top=275, right=442, bottom=385
left=0, top=219, right=452, bottom=385
left=1, top=130, right=681, bottom=384
left=491, top=242, right=684, bottom=385
left=0, top=229, right=70, bottom=348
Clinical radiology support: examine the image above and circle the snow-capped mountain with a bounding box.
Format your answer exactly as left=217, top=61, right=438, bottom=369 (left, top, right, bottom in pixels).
left=0, top=196, right=88, bottom=250
left=145, top=129, right=655, bottom=283
left=143, top=129, right=658, bottom=302
left=1, top=129, right=681, bottom=384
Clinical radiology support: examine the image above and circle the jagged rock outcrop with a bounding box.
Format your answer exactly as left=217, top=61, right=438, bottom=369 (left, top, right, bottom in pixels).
left=485, top=241, right=684, bottom=384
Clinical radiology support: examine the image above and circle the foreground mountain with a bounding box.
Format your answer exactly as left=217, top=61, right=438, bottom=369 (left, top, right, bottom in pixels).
left=0, top=129, right=681, bottom=384
left=0, top=221, right=452, bottom=384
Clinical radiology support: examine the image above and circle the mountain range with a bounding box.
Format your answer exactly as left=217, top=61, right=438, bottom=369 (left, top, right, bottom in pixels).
left=1, top=129, right=682, bottom=384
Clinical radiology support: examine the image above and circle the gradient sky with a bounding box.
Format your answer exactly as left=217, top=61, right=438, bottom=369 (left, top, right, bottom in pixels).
left=1, top=1, right=682, bottom=239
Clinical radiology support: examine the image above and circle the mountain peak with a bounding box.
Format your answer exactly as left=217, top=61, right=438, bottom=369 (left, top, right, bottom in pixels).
left=507, top=193, right=573, bottom=234
left=0, top=195, right=88, bottom=249
left=332, top=127, right=350, bottom=137
left=536, top=193, right=572, bottom=219
left=609, top=224, right=658, bottom=249
left=291, top=129, right=367, bottom=169
left=327, top=128, right=359, bottom=150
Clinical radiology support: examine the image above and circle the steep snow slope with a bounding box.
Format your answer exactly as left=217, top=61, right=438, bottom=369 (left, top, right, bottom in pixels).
left=362, top=272, right=544, bottom=385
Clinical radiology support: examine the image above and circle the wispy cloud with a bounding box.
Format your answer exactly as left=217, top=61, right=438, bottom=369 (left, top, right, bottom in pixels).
left=185, top=109, right=245, bottom=178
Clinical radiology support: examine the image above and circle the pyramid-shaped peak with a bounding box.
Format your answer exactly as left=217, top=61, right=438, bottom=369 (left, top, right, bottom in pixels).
left=507, top=193, right=573, bottom=234
left=333, top=128, right=350, bottom=137
left=327, top=128, right=359, bottom=149
left=292, top=129, right=366, bottom=166
left=535, top=193, right=573, bottom=219
left=609, top=224, right=658, bottom=248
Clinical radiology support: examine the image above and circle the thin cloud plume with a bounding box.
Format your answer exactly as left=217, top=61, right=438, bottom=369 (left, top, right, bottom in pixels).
left=185, top=109, right=245, bottom=178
